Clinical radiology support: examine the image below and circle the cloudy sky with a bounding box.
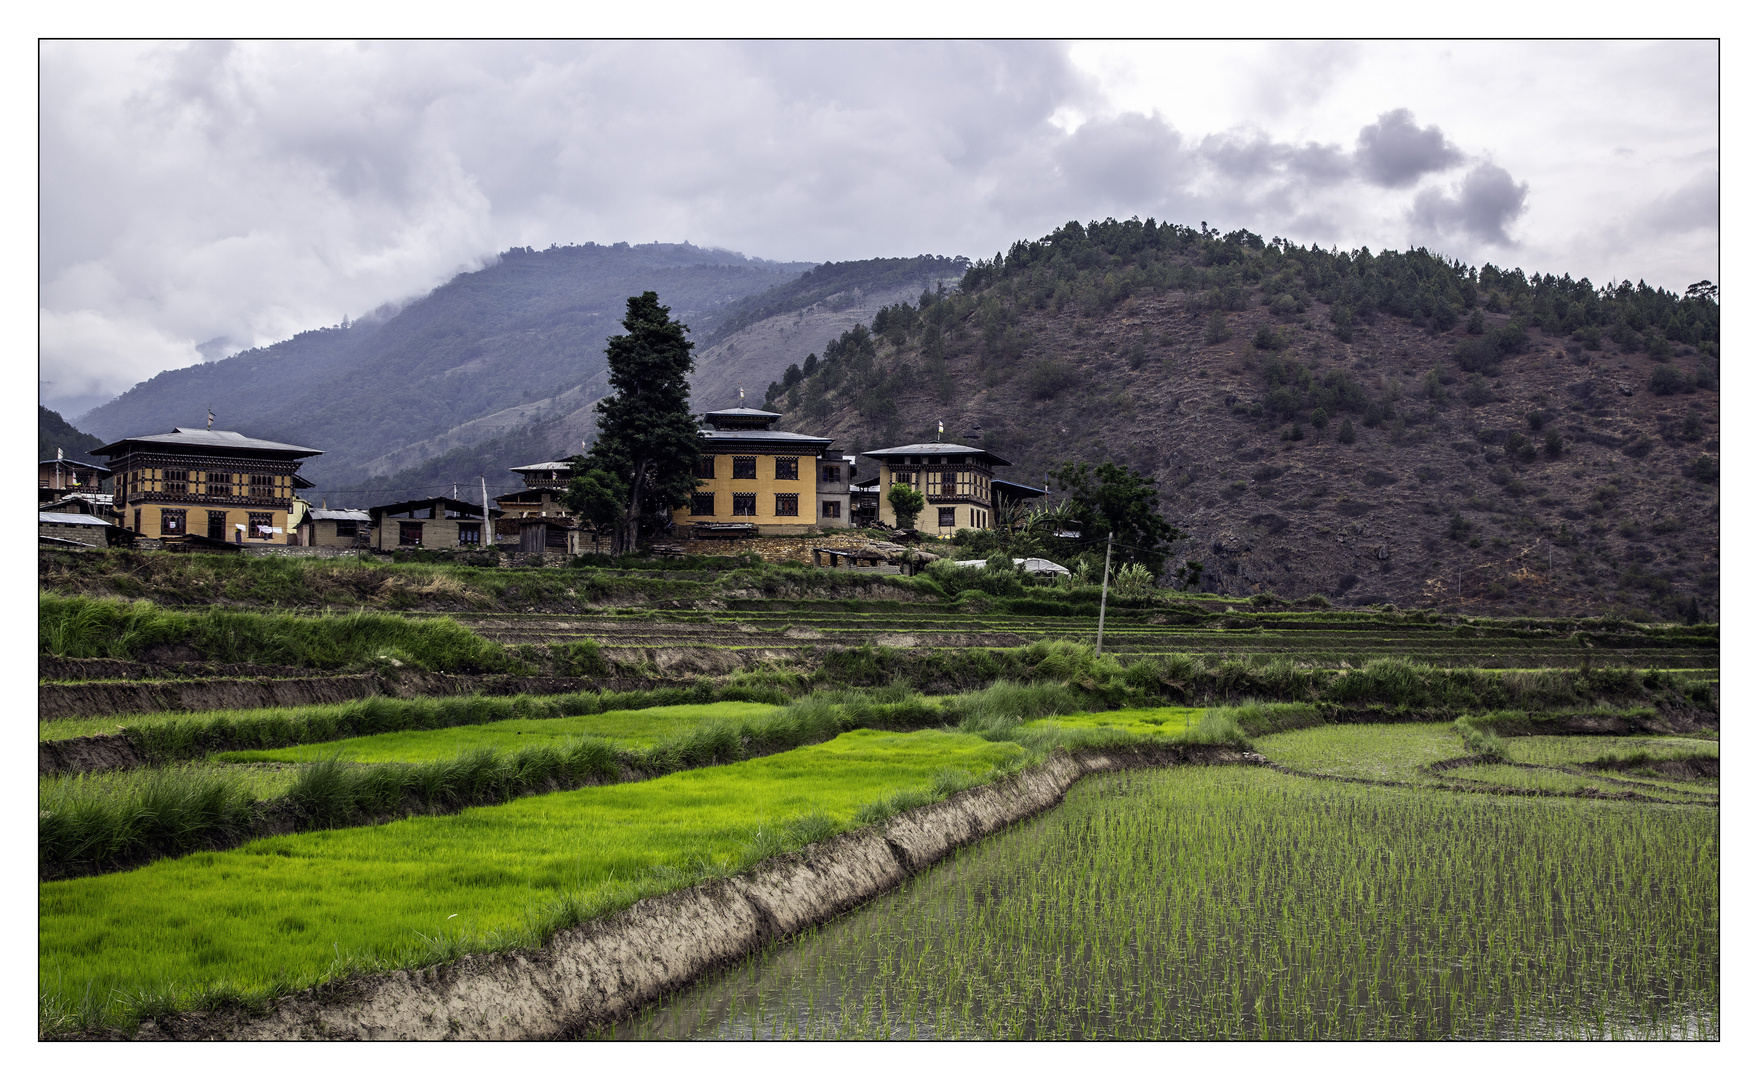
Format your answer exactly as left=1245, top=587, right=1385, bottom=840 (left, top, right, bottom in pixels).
left=39, top=39, right=1718, bottom=419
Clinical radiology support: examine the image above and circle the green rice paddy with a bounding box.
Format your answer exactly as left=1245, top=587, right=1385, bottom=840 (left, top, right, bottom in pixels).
left=39, top=729, right=1026, bottom=1029
left=1017, top=706, right=1202, bottom=740
left=212, top=702, right=783, bottom=763
left=604, top=767, right=1718, bottom=1040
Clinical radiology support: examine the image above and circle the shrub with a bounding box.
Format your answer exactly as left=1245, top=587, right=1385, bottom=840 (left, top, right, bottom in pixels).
left=1309, top=407, right=1329, bottom=430
left=1447, top=513, right=1471, bottom=541
left=1463, top=374, right=1493, bottom=407
left=1337, top=418, right=1355, bottom=444
left=1690, top=455, right=1717, bottom=484
left=1024, top=358, right=1077, bottom=400
left=1252, top=325, right=1285, bottom=350
left=1544, top=429, right=1565, bottom=457
left=1203, top=312, right=1230, bottom=345
left=1504, top=432, right=1537, bottom=462
left=1648, top=364, right=1688, bottom=395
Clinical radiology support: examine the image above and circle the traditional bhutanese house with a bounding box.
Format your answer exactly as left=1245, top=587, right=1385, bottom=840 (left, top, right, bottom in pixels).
left=39, top=510, right=123, bottom=549
left=39, top=452, right=112, bottom=505
left=297, top=507, right=372, bottom=549
left=493, top=460, right=578, bottom=552
left=368, top=496, right=501, bottom=552
left=92, top=428, right=320, bottom=545
left=849, top=476, right=882, bottom=528
left=816, top=454, right=856, bottom=527
left=673, top=408, right=835, bottom=537
left=859, top=442, right=1012, bottom=536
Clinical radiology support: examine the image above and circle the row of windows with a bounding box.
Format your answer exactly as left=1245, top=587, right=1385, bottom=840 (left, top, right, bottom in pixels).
left=153, top=508, right=277, bottom=538
left=398, top=522, right=481, bottom=547
left=126, top=469, right=280, bottom=498
left=698, top=456, right=828, bottom=481
left=691, top=492, right=803, bottom=517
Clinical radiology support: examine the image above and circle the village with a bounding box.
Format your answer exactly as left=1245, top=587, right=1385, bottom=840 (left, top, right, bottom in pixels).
left=39, top=407, right=1056, bottom=572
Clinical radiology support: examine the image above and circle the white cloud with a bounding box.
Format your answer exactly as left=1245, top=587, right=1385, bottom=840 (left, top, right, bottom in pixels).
left=39, top=39, right=1718, bottom=417
left=40, top=309, right=202, bottom=419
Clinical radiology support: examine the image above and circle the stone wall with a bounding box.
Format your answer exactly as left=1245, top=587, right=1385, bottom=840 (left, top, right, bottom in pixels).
left=39, top=523, right=109, bottom=548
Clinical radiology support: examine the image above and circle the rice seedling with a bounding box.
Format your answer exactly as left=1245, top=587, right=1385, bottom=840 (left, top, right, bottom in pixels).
left=604, top=768, right=1718, bottom=1040
left=38, top=729, right=1027, bottom=1035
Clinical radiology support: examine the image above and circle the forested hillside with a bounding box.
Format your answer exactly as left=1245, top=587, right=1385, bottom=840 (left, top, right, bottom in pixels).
left=767, top=219, right=1718, bottom=619
left=38, top=407, right=104, bottom=462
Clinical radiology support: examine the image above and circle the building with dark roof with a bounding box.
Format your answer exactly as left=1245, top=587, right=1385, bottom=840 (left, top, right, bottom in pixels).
left=296, top=507, right=372, bottom=549
left=367, top=496, right=501, bottom=552
left=39, top=453, right=112, bottom=506
left=92, top=428, right=320, bottom=545
left=673, top=408, right=838, bottom=536
left=859, top=442, right=1014, bottom=536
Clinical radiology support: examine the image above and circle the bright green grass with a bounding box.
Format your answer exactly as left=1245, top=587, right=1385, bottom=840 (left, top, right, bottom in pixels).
left=211, top=703, right=783, bottom=764
left=40, top=762, right=300, bottom=804
left=1254, top=723, right=1461, bottom=784
left=39, top=729, right=1025, bottom=1023
left=1018, top=706, right=1202, bottom=740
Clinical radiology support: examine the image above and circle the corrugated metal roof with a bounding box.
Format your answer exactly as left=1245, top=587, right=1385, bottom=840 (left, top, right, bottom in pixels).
left=861, top=443, right=1013, bottom=466
left=93, top=428, right=322, bottom=457
left=699, top=429, right=833, bottom=446
left=39, top=512, right=115, bottom=527
left=307, top=508, right=370, bottom=521
left=510, top=461, right=575, bottom=472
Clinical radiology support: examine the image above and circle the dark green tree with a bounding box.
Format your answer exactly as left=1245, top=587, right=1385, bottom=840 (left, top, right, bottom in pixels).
left=587, top=292, right=700, bottom=553
left=886, top=483, right=925, bottom=530
left=561, top=455, right=630, bottom=538
left=1048, top=461, right=1182, bottom=577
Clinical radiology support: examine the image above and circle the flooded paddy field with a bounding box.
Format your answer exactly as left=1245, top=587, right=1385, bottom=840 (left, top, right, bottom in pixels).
left=603, top=766, right=1717, bottom=1041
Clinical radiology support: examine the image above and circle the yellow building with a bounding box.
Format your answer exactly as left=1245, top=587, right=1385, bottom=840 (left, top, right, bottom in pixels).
left=861, top=442, right=1012, bottom=536
left=92, top=428, right=320, bottom=545
left=671, top=408, right=835, bottom=536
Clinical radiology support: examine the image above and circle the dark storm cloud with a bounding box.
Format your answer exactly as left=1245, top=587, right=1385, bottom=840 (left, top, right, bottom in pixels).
left=1354, top=108, right=1463, bottom=188
left=1410, top=163, right=1530, bottom=245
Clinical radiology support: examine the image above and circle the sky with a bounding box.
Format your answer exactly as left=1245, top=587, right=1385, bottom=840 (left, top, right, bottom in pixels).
left=38, top=39, right=1719, bottom=420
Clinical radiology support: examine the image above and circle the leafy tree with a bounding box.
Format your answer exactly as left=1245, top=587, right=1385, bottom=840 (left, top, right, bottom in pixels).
left=886, top=482, right=925, bottom=530
left=1648, top=364, right=1688, bottom=395
left=587, top=292, right=700, bottom=553
left=561, top=457, right=629, bottom=536
left=1048, top=461, right=1182, bottom=576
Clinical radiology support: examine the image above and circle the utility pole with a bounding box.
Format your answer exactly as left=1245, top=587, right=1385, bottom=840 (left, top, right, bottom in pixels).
left=1096, top=531, right=1114, bottom=657
left=479, top=475, right=492, bottom=551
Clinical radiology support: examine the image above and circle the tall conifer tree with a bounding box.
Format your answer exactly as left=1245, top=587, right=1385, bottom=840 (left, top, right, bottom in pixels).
left=587, top=292, right=698, bottom=553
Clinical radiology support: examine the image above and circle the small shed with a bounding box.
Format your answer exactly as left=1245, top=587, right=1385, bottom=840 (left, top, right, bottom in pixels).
left=40, top=511, right=121, bottom=549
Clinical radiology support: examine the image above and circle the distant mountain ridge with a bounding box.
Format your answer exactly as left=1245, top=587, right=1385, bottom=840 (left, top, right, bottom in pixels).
left=76, top=242, right=817, bottom=500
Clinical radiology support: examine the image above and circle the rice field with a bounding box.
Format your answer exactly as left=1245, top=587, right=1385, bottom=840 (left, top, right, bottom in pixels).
left=602, top=767, right=1718, bottom=1040
left=212, top=702, right=784, bottom=763
left=39, top=729, right=1028, bottom=1031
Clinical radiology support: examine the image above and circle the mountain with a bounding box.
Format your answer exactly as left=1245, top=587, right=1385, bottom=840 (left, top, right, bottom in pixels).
left=765, top=219, right=1719, bottom=620
left=75, top=245, right=966, bottom=506
left=76, top=242, right=816, bottom=498
left=38, top=407, right=104, bottom=462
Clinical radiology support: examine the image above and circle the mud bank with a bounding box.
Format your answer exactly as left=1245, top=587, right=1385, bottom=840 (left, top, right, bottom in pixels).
left=132, top=744, right=1260, bottom=1041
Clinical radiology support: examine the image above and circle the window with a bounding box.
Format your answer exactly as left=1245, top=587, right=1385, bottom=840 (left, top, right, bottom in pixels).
left=939, top=507, right=956, bottom=528
left=334, top=520, right=359, bottom=538
left=206, top=471, right=231, bottom=496
left=695, top=456, right=716, bottom=479
left=732, top=456, right=757, bottom=479
left=249, top=512, right=274, bottom=539
left=162, top=469, right=188, bottom=495
left=732, top=492, right=757, bottom=516
left=458, top=523, right=481, bottom=546
left=775, top=493, right=799, bottom=517
left=937, top=469, right=959, bottom=496
left=822, top=464, right=841, bottom=482
left=775, top=457, right=798, bottom=480
left=207, top=510, right=228, bottom=541
left=250, top=474, right=275, bottom=499
left=822, top=500, right=842, bottom=519
left=894, top=470, right=916, bottom=488
left=691, top=493, right=716, bottom=516
left=134, top=509, right=142, bottom=533
left=399, top=521, right=423, bottom=546
left=160, top=508, right=186, bottom=535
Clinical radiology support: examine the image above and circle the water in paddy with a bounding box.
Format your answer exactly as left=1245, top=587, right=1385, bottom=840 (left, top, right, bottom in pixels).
left=600, top=768, right=1717, bottom=1040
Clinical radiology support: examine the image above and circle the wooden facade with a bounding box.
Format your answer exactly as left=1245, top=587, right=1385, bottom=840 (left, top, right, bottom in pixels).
left=860, top=443, right=1013, bottom=537
left=92, top=428, right=320, bottom=545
